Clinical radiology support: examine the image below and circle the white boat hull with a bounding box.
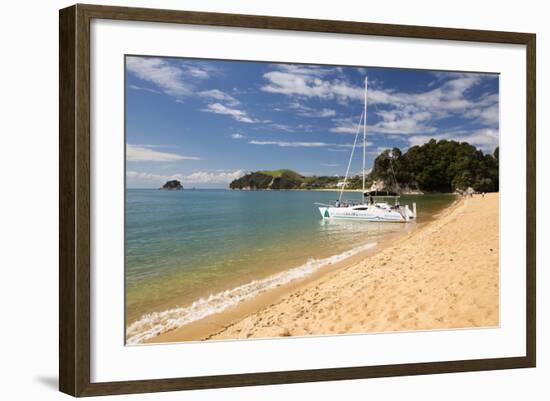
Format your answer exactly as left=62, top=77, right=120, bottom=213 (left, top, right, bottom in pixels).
left=318, top=203, right=415, bottom=223
left=314, top=76, right=417, bottom=223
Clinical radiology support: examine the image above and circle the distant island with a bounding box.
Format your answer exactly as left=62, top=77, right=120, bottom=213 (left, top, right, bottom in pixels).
left=229, top=139, right=499, bottom=193
left=161, top=180, right=183, bottom=190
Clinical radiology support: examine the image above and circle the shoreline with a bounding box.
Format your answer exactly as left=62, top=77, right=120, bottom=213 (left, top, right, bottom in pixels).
left=145, top=232, right=404, bottom=344
left=128, top=188, right=460, bottom=195
left=228, top=188, right=443, bottom=194
left=208, top=193, right=498, bottom=340
left=143, top=195, right=482, bottom=344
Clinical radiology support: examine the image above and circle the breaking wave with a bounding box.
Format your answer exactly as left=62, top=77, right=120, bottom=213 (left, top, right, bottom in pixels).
left=126, top=241, right=377, bottom=345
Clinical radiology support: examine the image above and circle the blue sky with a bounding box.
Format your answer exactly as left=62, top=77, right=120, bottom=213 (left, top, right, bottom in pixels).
left=125, top=56, right=499, bottom=188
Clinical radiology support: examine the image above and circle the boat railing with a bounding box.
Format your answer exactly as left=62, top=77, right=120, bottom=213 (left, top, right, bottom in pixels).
left=332, top=200, right=363, bottom=207
left=313, top=200, right=363, bottom=208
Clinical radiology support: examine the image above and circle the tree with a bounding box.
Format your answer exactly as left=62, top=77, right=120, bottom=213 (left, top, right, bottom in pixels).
left=369, top=139, right=499, bottom=192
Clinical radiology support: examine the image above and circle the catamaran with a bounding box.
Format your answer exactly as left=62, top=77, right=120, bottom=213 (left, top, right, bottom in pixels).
left=316, top=76, right=416, bottom=223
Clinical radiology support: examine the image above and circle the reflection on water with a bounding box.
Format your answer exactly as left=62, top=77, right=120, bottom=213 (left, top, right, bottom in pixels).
left=319, top=217, right=414, bottom=237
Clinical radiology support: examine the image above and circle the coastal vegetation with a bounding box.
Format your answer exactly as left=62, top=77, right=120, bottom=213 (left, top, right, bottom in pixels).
left=370, top=140, right=499, bottom=193
left=229, top=140, right=499, bottom=193
left=229, top=169, right=341, bottom=191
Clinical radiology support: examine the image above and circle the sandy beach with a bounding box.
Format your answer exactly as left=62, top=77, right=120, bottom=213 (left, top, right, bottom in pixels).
left=149, top=193, right=498, bottom=343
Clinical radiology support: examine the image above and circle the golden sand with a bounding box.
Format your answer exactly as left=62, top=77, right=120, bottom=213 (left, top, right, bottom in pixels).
left=150, top=193, right=499, bottom=343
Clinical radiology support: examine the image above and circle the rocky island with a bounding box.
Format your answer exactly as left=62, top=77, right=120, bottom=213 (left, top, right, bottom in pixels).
left=161, top=180, right=183, bottom=190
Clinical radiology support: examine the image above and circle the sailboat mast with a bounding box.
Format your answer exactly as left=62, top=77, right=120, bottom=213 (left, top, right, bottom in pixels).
left=362, top=76, right=368, bottom=195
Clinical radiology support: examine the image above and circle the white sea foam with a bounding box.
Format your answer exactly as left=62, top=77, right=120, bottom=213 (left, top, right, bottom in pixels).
left=126, top=242, right=377, bottom=345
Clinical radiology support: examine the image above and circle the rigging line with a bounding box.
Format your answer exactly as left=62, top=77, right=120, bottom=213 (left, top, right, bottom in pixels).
left=363, top=77, right=368, bottom=194
left=339, top=110, right=364, bottom=202
left=388, top=152, right=401, bottom=192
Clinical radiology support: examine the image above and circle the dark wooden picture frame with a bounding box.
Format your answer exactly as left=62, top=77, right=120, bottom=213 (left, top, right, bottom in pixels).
left=59, top=3, right=536, bottom=397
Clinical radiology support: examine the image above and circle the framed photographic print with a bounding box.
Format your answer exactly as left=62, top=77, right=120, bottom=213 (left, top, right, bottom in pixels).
left=59, top=4, right=536, bottom=397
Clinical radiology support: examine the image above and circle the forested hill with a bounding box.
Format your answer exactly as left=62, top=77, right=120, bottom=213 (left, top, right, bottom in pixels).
left=229, top=169, right=341, bottom=190
left=370, top=139, right=499, bottom=193
left=229, top=140, right=499, bottom=193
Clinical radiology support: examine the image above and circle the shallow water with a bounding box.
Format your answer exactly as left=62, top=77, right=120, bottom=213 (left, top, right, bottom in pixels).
left=125, top=189, right=455, bottom=342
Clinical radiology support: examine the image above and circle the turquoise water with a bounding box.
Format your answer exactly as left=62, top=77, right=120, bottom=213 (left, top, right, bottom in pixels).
left=125, top=189, right=455, bottom=342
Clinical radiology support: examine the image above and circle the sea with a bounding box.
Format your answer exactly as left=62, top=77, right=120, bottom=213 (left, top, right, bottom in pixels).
left=125, top=189, right=456, bottom=344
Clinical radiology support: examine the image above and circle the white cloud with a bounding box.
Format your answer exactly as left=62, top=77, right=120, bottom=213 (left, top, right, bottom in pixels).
left=316, top=109, right=337, bottom=118
left=126, top=145, right=200, bottom=162
left=249, top=140, right=371, bottom=148
left=366, top=77, right=499, bottom=134
left=276, top=64, right=332, bottom=77
left=249, top=140, right=330, bottom=148
left=262, top=70, right=363, bottom=101
left=296, top=123, right=315, bottom=132
left=263, top=67, right=499, bottom=135
left=183, top=169, right=247, bottom=184
left=198, top=89, right=259, bottom=124
left=369, top=108, right=436, bottom=134
left=126, top=171, right=184, bottom=183
left=464, top=102, right=499, bottom=126
left=128, top=84, right=161, bottom=94
left=264, top=123, right=296, bottom=132
left=407, top=128, right=499, bottom=152
left=231, top=133, right=245, bottom=139
left=202, top=103, right=258, bottom=123
left=461, top=128, right=500, bottom=149
left=126, top=56, right=212, bottom=99
left=127, top=169, right=246, bottom=186
left=127, top=58, right=258, bottom=125
left=186, top=67, right=209, bottom=79
left=330, top=126, right=358, bottom=134
left=289, top=102, right=336, bottom=118
left=340, top=140, right=372, bottom=148
left=330, top=116, right=364, bottom=134
left=199, top=89, right=240, bottom=106
left=126, top=57, right=192, bottom=97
